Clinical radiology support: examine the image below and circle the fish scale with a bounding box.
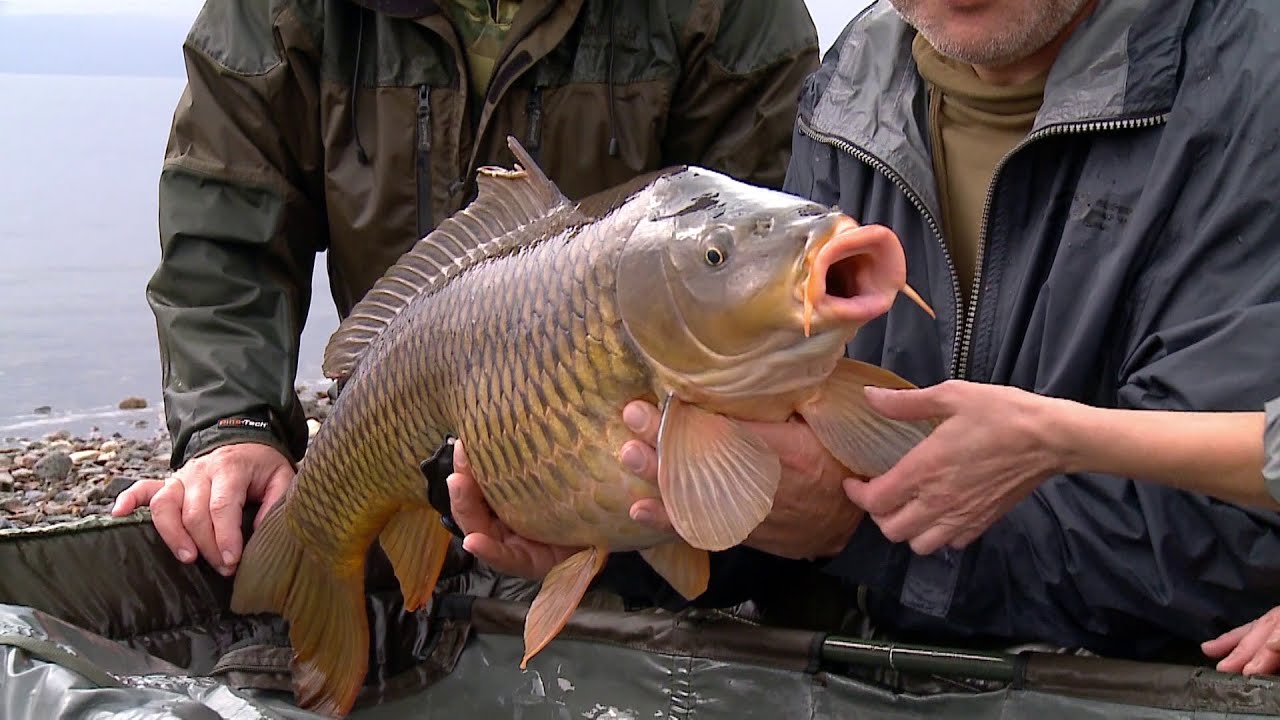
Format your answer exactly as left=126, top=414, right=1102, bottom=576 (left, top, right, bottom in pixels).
left=445, top=229, right=658, bottom=548
left=230, top=138, right=938, bottom=717
left=281, top=208, right=656, bottom=555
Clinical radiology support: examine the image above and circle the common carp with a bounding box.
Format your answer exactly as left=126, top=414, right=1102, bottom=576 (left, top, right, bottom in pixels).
left=229, top=137, right=937, bottom=717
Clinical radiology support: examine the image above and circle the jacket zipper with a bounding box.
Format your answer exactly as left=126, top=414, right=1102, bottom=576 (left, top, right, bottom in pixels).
left=797, top=117, right=963, bottom=375
left=957, top=112, right=1170, bottom=377
left=416, top=83, right=433, bottom=236
left=799, top=112, right=1169, bottom=378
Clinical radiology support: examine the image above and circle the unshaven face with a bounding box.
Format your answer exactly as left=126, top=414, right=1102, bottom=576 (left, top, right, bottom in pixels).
left=889, top=0, right=1095, bottom=67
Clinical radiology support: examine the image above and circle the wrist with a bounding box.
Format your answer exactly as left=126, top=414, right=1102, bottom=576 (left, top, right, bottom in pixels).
left=1035, top=394, right=1092, bottom=477
left=181, top=409, right=296, bottom=469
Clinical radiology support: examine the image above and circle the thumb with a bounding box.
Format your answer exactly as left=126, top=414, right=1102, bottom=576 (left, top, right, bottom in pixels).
left=253, top=466, right=293, bottom=529
left=863, top=384, right=947, bottom=422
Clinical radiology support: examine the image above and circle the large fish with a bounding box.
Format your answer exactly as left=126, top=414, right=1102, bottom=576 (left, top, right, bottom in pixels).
left=229, top=137, right=937, bottom=717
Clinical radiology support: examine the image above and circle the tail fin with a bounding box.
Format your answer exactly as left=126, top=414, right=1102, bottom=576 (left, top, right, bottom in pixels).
left=231, top=500, right=369, bottom=718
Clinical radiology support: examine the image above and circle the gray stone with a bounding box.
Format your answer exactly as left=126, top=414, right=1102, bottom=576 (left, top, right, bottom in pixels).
left=34, top=452, right=72, bottom=482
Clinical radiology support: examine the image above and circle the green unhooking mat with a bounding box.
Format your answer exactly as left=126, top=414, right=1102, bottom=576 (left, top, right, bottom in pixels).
left=2, top=513, right=1279, bottom=719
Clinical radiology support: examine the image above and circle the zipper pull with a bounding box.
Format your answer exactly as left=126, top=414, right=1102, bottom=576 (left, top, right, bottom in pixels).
left=418, top=84, right=432, bottom=151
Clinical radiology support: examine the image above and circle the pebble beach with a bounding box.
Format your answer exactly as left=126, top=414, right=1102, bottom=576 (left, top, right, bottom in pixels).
left=0, top=383, right=334, bottom=531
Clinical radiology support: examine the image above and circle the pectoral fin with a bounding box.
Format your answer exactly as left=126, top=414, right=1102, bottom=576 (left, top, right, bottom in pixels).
left=522, top=546, right=607, bottom=669
left=378, top=504, right=455, bottom=612
left=639, top=540, right=710, bottom=600
left=798, top=358, right=936, bottom=478
left=656, top=394, right=780, bottom=552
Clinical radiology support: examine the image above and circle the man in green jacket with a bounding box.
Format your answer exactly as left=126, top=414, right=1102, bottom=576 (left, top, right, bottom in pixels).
left=111, top=0, right=819, bottom=578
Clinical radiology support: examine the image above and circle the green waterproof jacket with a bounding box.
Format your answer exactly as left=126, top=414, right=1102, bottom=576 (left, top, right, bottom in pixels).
left=147, top=0, right=819, bottom=468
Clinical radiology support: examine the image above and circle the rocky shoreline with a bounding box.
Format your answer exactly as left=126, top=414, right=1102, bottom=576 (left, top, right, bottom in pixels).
left=0, top=383, right=334, bottom=531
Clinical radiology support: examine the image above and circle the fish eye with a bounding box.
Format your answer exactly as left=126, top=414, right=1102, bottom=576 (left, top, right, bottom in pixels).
left=702, top=226, right=733, bottom=267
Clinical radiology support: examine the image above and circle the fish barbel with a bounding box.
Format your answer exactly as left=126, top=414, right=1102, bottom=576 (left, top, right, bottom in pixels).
left=229, top=137, right=937, bottom=717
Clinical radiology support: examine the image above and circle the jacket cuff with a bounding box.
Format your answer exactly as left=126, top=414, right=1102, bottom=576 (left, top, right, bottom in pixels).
left=1264, top=396, right=1280, bottom=503
left=179, top=410, right=296, bottom=469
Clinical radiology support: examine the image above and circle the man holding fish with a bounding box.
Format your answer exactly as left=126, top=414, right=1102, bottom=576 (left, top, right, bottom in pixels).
left=114, top=0, right=821, bottom=572
left=447, top=0, right=1280, bottom=678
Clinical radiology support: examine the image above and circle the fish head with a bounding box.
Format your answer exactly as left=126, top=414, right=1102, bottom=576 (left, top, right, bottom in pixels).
left=616, top=167, right=933, bottom=404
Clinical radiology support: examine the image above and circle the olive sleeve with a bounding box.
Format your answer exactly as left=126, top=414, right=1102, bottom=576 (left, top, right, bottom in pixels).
left=147, top=1, right=329, bottom=468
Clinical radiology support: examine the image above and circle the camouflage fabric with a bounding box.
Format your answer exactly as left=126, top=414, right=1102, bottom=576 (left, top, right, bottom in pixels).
left=442, top=0, right=522, bottom=98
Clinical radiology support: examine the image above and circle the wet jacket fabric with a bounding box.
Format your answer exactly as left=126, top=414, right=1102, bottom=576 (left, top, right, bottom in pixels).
left=147, top=0, right=818, bottom=467
left=773, top=0, right=1280, bottom=659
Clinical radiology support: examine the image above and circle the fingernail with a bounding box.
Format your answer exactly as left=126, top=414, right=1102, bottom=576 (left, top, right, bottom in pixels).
left=633, top=509, right=654, bottom=525
left=221, top=550, right=236, bottom=566
left=176, top=548, right=193, bottom=563
left=621, top=444, right=646, bottom=473
left=623, top=404, right=647, bottom=433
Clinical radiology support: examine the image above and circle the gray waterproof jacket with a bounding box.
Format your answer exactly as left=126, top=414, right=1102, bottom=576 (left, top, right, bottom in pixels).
left=599, top=0, right=1280, bottom=660
left=783, top=0, right=1280, bottom=659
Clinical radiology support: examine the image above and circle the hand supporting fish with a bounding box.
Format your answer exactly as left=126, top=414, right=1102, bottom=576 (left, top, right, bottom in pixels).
left=439, top=402, right=865, bottom=575
left=227, top=137, right=936, bottom=717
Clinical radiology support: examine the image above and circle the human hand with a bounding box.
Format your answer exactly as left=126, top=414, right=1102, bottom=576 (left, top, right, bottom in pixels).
left=1202, top=607, right=1280, bottom=675
left=110, top=442, right=295, bottom=576
left=619, top=401, right=863, bottom=561
left=842, top=380, right=1065, bottom=555
left=446, top=439, right=584, bottom=580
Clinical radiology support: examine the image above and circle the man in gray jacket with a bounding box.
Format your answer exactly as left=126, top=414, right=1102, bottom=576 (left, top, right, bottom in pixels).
left=446, top=0, right=1280, bottom=663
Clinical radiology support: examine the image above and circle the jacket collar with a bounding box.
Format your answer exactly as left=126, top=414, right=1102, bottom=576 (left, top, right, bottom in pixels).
left=806, top=0, right=1190, bottom=219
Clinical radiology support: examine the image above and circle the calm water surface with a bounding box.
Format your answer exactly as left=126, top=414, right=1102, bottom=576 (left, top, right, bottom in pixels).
left=0, top=72, right=337, bottom=440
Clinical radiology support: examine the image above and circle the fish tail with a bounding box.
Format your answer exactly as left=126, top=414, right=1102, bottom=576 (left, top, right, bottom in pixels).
left=231, top=498, right=368, bottom=718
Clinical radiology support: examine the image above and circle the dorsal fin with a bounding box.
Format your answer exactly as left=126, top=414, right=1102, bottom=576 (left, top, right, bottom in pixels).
left=322, top=136, right=576, bottom=381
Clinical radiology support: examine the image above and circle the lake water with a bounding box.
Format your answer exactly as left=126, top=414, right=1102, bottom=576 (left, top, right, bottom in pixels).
left=0, top=72, right=338, bottom=440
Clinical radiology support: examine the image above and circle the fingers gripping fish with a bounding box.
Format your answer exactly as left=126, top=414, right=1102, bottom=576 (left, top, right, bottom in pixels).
left=228, top=137, right=937, bottom=717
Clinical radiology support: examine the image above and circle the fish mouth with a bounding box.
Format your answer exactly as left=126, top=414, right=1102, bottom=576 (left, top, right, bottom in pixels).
left=801, top=214, right=935, bottom=337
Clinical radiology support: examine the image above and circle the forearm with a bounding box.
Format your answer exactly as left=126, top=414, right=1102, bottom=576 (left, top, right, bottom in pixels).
left=152, top=5, right=326, bottom=466
left=1047, top=396, right=1274, bottom=509
left=148, top=222, right=311, bottom=468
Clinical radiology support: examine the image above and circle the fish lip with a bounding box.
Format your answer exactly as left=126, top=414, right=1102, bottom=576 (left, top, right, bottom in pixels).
left=800, top=214, right=903, bottom=334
